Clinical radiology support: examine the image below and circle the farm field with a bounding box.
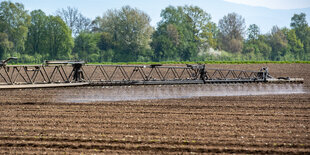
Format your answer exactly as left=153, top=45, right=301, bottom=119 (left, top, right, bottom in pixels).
left=0, top=63, right=309, bottom=154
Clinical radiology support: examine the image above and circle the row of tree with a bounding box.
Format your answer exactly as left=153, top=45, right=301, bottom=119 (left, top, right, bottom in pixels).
left=0, top=1, right=309, bottom=63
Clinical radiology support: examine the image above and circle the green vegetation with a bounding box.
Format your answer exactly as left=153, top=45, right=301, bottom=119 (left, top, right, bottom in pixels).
left=0, top=1, right=309, bottom=63
left=87, top=60, right=310, bottom=65
left=9, top=61, right=310, bottom=66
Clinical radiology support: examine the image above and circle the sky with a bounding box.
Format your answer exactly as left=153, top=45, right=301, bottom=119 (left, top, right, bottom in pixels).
left=9, top=0, right=310, bottom=33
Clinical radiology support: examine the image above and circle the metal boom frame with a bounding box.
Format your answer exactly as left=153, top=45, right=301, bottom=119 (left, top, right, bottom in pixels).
left=0, top=62, right=290, bottom=87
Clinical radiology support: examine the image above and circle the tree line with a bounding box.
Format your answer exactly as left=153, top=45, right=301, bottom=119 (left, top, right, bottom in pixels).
left=0, top=1, right=309, bottom=63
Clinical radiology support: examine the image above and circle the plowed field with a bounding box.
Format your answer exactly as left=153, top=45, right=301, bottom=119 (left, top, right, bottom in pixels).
left=0, top=63, right=309, bottom=154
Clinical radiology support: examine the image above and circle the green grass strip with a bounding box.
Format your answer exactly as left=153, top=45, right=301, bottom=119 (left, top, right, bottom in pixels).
left=91, top=61, right=310, bottom=65
left=8, top=60, right=310, bottom=65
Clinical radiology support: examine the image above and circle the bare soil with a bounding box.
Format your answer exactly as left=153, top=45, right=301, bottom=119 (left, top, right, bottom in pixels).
left=0, top=63, right=309, bottom=154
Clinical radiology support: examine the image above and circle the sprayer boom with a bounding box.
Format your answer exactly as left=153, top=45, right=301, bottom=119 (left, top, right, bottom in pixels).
left=0, top=58, right=303, bottom=89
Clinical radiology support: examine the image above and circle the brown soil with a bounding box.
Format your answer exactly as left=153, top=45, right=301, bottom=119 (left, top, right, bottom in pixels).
left=0, top=63, right=309, bottom=154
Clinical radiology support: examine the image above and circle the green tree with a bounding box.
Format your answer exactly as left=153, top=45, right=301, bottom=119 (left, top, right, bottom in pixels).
left=152, top=5, right=215, bottom=61
left=256, top=35, right=272, bottom=59
left=290, top=13, right=308, bottom=40
left=25, top=9, right=49, bottom=61
left=93, top=6, right=153, bottom=62
left=247, top=24, right=260, bottom=41
left=97, top=32, right=115, bottom=62
left=183, top=5, right=217, bottom=49
left=284, top=29, right=303, bottom=60
left=0, top=32, right=13, bottom=59
left=290, top=13, right=310, bottom=60
left=243, top=34, right=272, bottom=60
left=25, top=10, right=74, bottom=62
left=0, top=1, right=30, bottom=55
left=152, top=6, right=192, bottom=61
left=73, top=32, right=100, bottom=62
left=243, top=24, right=262, bottom=58
left=218, top=12, right=246, bottom=53
left=46, top=16, right=74, bottom=59
left=267, top=26, right=288, bottom=60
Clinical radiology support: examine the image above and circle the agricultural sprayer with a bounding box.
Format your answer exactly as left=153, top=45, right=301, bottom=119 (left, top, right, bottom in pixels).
left=0, top=57, right=303, bottom=89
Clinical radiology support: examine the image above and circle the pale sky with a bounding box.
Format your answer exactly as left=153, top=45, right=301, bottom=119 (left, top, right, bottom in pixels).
left=9, top=0, right=310, bottom=33
left=224, top=0, right=310, bottom=10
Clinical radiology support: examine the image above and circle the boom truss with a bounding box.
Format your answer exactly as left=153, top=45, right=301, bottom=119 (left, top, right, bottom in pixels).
left=0, top=60, right=303, bottom=88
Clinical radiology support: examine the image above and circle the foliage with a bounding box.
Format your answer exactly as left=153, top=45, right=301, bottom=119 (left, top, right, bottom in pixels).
left=73, top=32, right=100, bottom=62
left=218, top=13, right=246, bottom=53
left=87, top=60, right=310, bottom=65
left=92, top=6, right=153, bottom=62
left=46, top=15, right=74, bottom=60
left=151, top=5, right=216, bottom=61
left=290, top=13, right=310, bottom=60
left=0, top=1, right=30, bottom=57
left=0, top=1, right=309, bottom=63
left=0, top=32, right=13, bottom=59
left=24, top=10, right=74, bottom=62
left=247, top=24, right=260, bottom=40
left=25, top=10, right=49, bottom=59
